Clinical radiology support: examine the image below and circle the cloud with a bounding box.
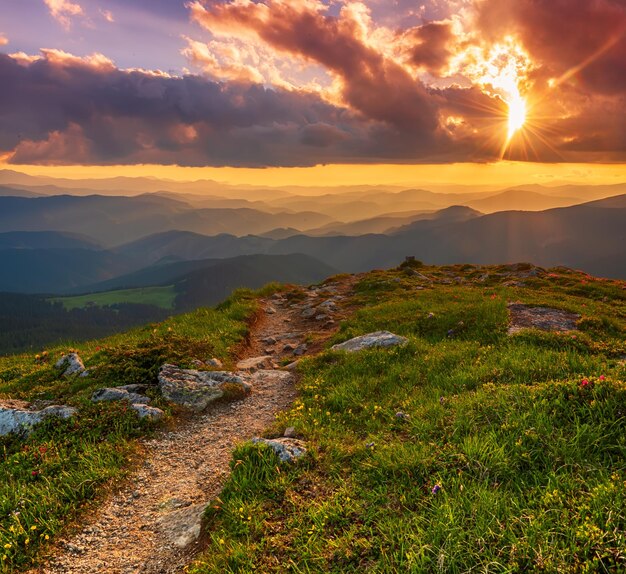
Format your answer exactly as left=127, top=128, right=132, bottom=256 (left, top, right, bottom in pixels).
left=0, top=34, right=8, bottom=47
left=2, top=1, right=624, bottom=167
left=43, top=0, right=85, bottom=30
left=100, top=9, right=115, bottom=23
left=476, top=0, right=626, bottom=96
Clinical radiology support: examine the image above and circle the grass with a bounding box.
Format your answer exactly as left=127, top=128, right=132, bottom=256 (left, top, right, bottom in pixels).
left=50, top=286, right=177, bottom=311
left=0, top=287, right=262, bottom=571
left=188, top=264, right=626, bottom=573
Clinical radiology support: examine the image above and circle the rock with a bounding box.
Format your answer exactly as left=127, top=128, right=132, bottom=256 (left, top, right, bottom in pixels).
left=284, top=359, right=301, bottom=371
left=283, top=426, right=297, bottom=438
left=252, top=437, right=307, bottom=462
left=55, top=352, right=86, bottom=376
left=266, top=306, right=277, bottom=314
left=262, top=336, right=277, bottom=345
left=118, top=384, right=150, bottom=394
left=236, top=355, right=276, bottom=372
left=318, top=300, right=337, bottom=310
left=250, top=369, right=294, bottom=386
left=293, top=344, right=307, bottom=356
left=0, top=402, right=76, bottom=437
left=331, top=331, right=408, bottom=353
left=131, top=404, right=164, bottom=421
left=315, top=314, right=328, bottom=321
left=158, top=502, right=206, bottom=549
left=206, top=358, right=223, bottom=369
left=158, top=364, right=251, bottom=411
left=283, top=343, right=296, bottom=352
left=507, top=303, right=579, bottom=335
left=301, top=307, right=316, bottom=318
left=91, top=387, right=151, bottom=404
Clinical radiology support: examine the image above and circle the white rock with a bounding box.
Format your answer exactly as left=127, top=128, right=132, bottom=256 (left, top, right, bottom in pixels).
left=252, top=437, right=307, bottom=462
left=0, top=402, right=77, bottom=436
left=331, top=331, right=408, bottom=352
left=55, top=352, right=86, bottom=376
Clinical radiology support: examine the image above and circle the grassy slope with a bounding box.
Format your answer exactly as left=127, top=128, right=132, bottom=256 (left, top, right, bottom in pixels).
left=50, top=286, right=177, bottom=311
left=0, top=288, right=262, bottom=571
left=189, top=265, right=626, bottom=573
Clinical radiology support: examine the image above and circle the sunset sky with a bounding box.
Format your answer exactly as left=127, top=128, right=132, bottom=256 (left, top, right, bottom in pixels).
left=0, top=0, right=624, bottom=184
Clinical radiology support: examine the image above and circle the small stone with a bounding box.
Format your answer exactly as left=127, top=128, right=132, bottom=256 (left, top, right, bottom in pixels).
left=206, top=358, right=223, bottom=369
left=131, top=404, right=164, bottom=421
left=301, top=307, right=316, bottom=318
left=293, top=344, right=307, bottom=356
left=236, top=356, right=276, bottom=372
left=252, top=437, right=307, bottom=463
left=283, top=426, right=297, bottom=438
left=266, top=306, right=277, bottom=314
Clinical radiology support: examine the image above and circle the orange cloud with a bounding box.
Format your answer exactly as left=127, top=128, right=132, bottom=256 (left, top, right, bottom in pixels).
left=43, top=0, right=85, bottom=29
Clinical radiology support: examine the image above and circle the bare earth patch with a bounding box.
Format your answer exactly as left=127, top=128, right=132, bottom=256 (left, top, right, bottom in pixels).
left=507, top=303, right=580, bottom=335
left=29, top=277, right=357, bottom=574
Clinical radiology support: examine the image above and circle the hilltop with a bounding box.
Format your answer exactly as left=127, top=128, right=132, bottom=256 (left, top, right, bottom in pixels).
left=0, top=263, right=624, bottom=572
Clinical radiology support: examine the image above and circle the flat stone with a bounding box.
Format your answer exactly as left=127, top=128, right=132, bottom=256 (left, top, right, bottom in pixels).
left=158, top=364, right=251, bottom=411
left=0, top=403, right=76, bottom=437
left=301, top=307, right=316, bottom=318
left=205, top=358, right=223, bottom=369
left=236, top=355, right=277, bottom=372
left=508, top=303, right=580, bottom=335
left=331, top=331, right=408, bottom=352
left=252, top=437, right=307, bottom=463
left=91, top=388, right=151, bottom=404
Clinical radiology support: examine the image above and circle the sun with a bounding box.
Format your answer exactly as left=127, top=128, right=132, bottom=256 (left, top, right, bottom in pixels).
left=507, top=93, right=527, bottom=141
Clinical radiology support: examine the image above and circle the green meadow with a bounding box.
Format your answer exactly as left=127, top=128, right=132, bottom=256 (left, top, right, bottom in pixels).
left=188, top=266, right=626, bottom=573
left=50, top=286, right=177, bottom=311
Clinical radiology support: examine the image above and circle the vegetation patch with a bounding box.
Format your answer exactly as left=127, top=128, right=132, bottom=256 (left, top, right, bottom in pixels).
left=189, top=265, right=626, bottom=573
left=51, top=286, right=177, bottom=311
left=0, top=289, right=260, bottom=570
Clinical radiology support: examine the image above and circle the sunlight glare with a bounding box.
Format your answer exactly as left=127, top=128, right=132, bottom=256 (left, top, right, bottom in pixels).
left=507, top=93, right=527, bottom=141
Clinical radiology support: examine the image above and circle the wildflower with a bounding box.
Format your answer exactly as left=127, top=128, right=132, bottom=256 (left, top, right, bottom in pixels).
left=30, top=525, right=37, bottom=531
left=3, top=544, right=10, bottom=549
left=366, top=442, right=375, bottom=449
left=432, top=484, right=441, bottom=494
left=599, top=375, right=606, bottom=381
left=439, top=396, right=445, bottom=405
left=580, top=379, right=590, bottom=388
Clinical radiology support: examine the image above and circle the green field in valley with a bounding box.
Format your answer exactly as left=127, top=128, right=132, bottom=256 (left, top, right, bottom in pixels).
left=51, top=286, right=177, bottom=311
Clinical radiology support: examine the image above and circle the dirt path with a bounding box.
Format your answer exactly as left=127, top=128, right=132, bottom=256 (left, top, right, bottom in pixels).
left=29, top=278, right=355, bottom=574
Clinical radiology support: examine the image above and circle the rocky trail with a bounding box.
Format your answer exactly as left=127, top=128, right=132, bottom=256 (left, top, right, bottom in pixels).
left=29, top=278, right=356, bottom=574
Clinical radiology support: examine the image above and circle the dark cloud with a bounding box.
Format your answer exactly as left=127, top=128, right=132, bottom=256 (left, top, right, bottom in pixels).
left=405, top=22, right=454, bottom=75
left=0, top=51, right=485, bottom=166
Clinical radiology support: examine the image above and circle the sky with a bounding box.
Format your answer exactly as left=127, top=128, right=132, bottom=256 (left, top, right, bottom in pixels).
left=0, top=0, right=624, bottom=182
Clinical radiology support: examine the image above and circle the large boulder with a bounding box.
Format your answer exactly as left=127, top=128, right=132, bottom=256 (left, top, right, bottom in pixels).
left=0, top=401, right=76, bottom=437
left=252, top=437, right=307, bottom=462
left=158, top=364, right=251, bottom=411
left=55, top=352, right=87, bottom=377
left=331, top=331, right=408, bottom=353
